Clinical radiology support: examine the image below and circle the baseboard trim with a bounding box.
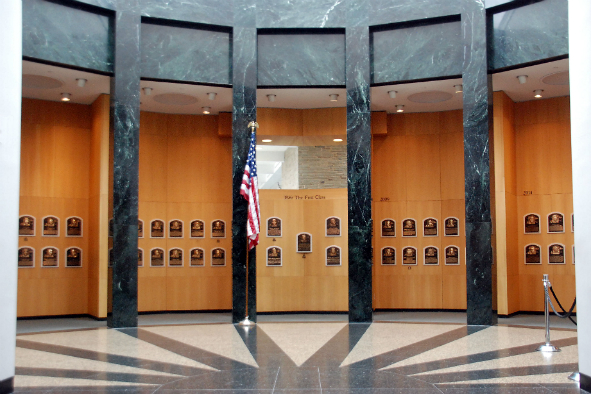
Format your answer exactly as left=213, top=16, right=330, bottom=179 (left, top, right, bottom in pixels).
left=374, top=308, right=467, bottom=313
left=0, top=376, right=14, bottom=394
left=17, top=313, right=106, bottom=321
left=581, top=372, right=591, bottom=392
left=257, top=311, right=348, bottom=315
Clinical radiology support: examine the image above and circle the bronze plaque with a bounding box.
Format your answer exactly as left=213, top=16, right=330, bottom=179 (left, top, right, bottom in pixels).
left=169, top=248, right=183, bottom=266
left=381, top=219, right=395, bottom=237
left=297, top=233, right=312, bottom=253
left=402, top=247, right=417, bottom=265
left=573, top=245, right=575, bottom=264
left=108, top=248, right=113, bottom=267
left=18, top=247, right=35, bottom=268
left=66, top=217, right=82, bottom=237
left=138, top=220, right=144, bottom=238
left=326, top=246, right=341, bottom=266
left=524, top=214, right=540, bottom=234
left=525, top=244, right=541, bottom=264
left=151, top=248, right=165, bottom=267
left=169, top=220, right=183, bottom=238
left=42, top=247, right=58, bottom=267
left=267, top=247, right=282, bottom=266
left=19, top=216, right=35, bottom=236
left=151, top=220, right=164, bottom=238
left=424, top=246, right=439, bottom=265
left=138, top=249, right=143, bottom=267
left=326, top=217, right=341, bottom=237
left=423, top=218, right=438, bottom=237
left=212, top=248, right=226, bottom=266
left=382, top=247, right=396, bottom=265
left=572, top=214, right=574, bottom=232
left=212, top=220, right=226, bottom=238
left=445, top=246, right=460, bottom=265
left=267, top=217, right=282, bottom=237
left=548, top=244, right=565, bottom=264
left=191, top=220, right=205, bottom=238
left=548, top=213, right=564, bottom=233
left=66, top=247, right=82, bottom=267
left=43, top=216, right=59, bottom=236
left=190, top=248, right=204, bottom=266
left=402, top=219, right=416, bottom=237
left=109, top=218, right=113, bottom=237
left=445, top=217, right=459, bottom=236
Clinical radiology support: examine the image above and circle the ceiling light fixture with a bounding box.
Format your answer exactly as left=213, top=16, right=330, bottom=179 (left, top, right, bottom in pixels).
left=143, top=87, right=152, bottom=96
left=207, top=92, right=217, bottom=100
left=388, top=90, right=397, bottom=99
left=534, top=89, right=543, bottom=98
left=61, top=93, right=71, bottom=102
left=267, top=94, right=276, bottom=102
left=262, top=139, right=272, bottom=143
left=454, top=84, right=463, bottom=93
left=76, top=78, right=87, bottom=87
left=333, top=138, right=343, bottom=142
left=202, top=106, right=211, bottom=114
left=396, top=105, right=404, bottom=113
left=517, top=75, right=528, bottom=84
left=329, top=94, right=339, bottom=102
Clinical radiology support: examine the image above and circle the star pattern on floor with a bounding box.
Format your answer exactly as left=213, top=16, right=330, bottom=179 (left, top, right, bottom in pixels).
left=13, top=321, right=586, bottom=393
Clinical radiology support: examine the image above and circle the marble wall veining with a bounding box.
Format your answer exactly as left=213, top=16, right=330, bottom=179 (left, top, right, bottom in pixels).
left=257, top=33, right=345, bottom=86
left=490, top=0, right=568, bottom=70
left=140, top=0, right=233, bottom=26
left=75, top=0, right=117, bottom=10
left=22, top=0, right=113, bottom=73
left=372, top=20, right=462, bottom=84
left=256, top=0, right=346, bottom=28
left=369, top=0, right=461, bottom=26
left=141, top=22, right=231, bottom=85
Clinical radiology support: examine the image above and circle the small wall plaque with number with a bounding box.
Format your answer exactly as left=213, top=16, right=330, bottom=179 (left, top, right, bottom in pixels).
left=267, top=246, right=282, bottom=266
left=211, top=220, right=226, bottom=238
left=445, top=246, right=460, bottom=265
left=169, top=248, right=183, bottom=267
left=548, top=244, right=565, bottom=264
left=423, top=218, right=438, bottom=237
left=444, top=217, right=459, bottom=236
left=547, top=213, right=564, bottom=233
left=191, top=220, right=205, bottom=238
left=150, top=248, right=165, bottom=267
left=297, top=232, right=312, bottom=253
left=381, top=219, right=396, bottom=237
left=381, top=247, right=396, bottom=265
left=190, top=248, right=205, bottom=267
left=18, top=247, right=35, bottom=268
left=402, top=246, right=417, bottom=265
left=42, top=216, right=59, bottom=237
left=402, top=219, right=417, bottom=237
left=19, top=216, right=35, bottom=237
left=151, top=219, right=165, bottom=238
left=267, top=217, right=282, bottom=237
left=65, top=247, right=82, bottom=267
left=212, top=248, right=226, bottom=266
left=326, top=245, right=342, bottom=266
left=524, top=213, right=540, bottom=234
left=424, top=246, right=439, bottom=265
left=169, top=219, right=184, bottom=238
left=525, top=244, right=541, bottom=264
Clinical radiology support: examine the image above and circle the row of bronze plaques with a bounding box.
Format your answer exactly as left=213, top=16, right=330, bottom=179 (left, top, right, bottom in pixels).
left=112, top=219, right=227, bottom=239
left=266, top=245, right=342, bottom=267
left=108, top=247, right=227, bottom=268
left=524, top=213, right=574, bottom=234
left=380, top=218, right=460, bottom=237
left=18, top=246, right=82, bottom=268
left=266, top=217, right=342, bottom=237
left=525, top=244, right=575, bottom=265
left=19, top=216, right=83, bottom=237
left=380, top=246, right=461, bottom=266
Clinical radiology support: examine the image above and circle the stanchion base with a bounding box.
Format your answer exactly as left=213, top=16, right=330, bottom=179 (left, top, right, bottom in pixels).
left=238, top=316, right=255, bottom=326
left=568, top=372, right=580, bottom=382
left=537, top=344, right=561, bottom=352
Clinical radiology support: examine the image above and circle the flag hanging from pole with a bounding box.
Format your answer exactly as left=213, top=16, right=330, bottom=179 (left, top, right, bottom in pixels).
left=240, top=130, right=261, bottom=250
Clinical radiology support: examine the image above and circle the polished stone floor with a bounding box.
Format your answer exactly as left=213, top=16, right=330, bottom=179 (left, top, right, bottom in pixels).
left=13, top=315, right=586, bottom=393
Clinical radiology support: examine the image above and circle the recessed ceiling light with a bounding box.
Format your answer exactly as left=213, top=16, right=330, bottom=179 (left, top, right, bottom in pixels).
left=76, top=78, right=87, bottom=87
left=61, top=93, right=71, bottom=102
left=454, top=84, right=463, bottom=93
left=517, top=75, right=528, bottom=84
left=333, top=138, right=343, bottom=142
left=207, top=92, right=217, bottom=100
left=534, top=89, right=543, bottom=98
left=329, top=94, right=339, bottom=102
left=388, top=90, right=397, bottom=99
left=267, top=94, right=276, bottom=102
left=396, top=105, right=404, bottom=113
left=202, top=106, right=211, bottom=114
left=262, top=139, right=272, bottom=143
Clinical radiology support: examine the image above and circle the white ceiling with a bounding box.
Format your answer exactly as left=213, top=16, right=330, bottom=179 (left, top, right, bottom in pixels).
left=22, top=58, right=569, bottom=115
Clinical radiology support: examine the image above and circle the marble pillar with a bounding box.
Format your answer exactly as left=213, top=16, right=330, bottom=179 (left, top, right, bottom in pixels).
left=346, top=0, right=373, bottom=323
left=109, top=0, right=141, bottom=329
left=568, top=0, right=591, bottom=389
left=0, top=2, right=21, bottom=391
left=232, top=0, right=258, bottom=324
left=462, top=0, right=496, bottom=326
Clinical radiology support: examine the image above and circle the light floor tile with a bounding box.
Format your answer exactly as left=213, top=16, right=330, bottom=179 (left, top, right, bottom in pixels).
left=142, top=324, right=258, bottom=367
left=15, top=375, right=157, bottom=388
left=257, top=322, right=347, bottom=366
left=437, top=372, right=578, bottom=385
left=341, top=323, right=463, bottom=367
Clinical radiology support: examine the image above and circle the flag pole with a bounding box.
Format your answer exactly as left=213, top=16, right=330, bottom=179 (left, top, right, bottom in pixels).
left=239, top=121, right=259, bottom=327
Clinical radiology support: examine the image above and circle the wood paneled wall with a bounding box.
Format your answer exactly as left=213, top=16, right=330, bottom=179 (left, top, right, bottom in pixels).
left=18, top=99, right=92, bottom=317
left=372, top=110, right=467, bottom=310
left=257, top=189, right=348, bottom=312
left=137, top=111, right=233, bottom=312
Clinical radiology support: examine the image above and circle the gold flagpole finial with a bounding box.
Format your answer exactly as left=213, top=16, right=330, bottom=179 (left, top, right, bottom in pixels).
left=247, top=121, right=259, bottom=133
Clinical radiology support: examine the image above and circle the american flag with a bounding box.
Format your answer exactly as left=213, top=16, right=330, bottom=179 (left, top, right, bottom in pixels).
left=240, top=131, right=261, bottom=250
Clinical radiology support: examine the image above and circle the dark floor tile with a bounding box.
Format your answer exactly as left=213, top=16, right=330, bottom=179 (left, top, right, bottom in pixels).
left=322, top=389, right=444, bottom=394
left=16, top=388, right=158, bottom=393
left=319, top=368, right=438, bottom=390
left=436, top=384, right=555, bottom=393
left=157, top=368, right=278, bottom=391
left=273, top=367, right=320, bottom=390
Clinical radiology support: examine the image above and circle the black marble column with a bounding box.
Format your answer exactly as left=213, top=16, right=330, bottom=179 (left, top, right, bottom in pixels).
left=346, top=0, right=372, bottom=323
left=232, top=0, right=257, bottom=324
left=108, top=0, right=140, bottom=329
left=461, top=0, right=496, bottom=326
